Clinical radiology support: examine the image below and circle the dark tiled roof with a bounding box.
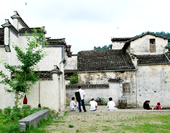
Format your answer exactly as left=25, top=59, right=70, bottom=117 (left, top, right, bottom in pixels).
left=19, top=27, right=46, bottom=34
left=108, top=78, right=123, bottom=82
left=66, top=84, right=109, bottom=89
left=111, top=37, right=132, bottom=42
left=78, top=50, right=135, bottom=71
left=136, top=53, right=170, bottom=65
left=111, top=31, right=167, bottom=43
left=11, top=11, right=29, bottom=28
left=130, top=32, right=168, bottom=42
left=37, top=71, right=53, bottom=80
left=11, top=71, right=53, bottom=80
left=1, top=19, right=18, bottom=34
left=0, top=28, right=4, bottom=45
left=47, top=38, right=66, bottom=46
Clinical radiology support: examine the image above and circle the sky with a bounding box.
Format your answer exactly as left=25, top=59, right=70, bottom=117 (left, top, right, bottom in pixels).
left=0, top=0, right=170, bottom=54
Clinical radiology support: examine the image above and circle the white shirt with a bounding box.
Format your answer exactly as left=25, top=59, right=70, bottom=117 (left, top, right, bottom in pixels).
left=89, top=101, right=97, bottom=111
left=78, top=89, right=85, bottom=100
left=107, top=101, right=116, bottom=111
left=70, top=100, right=76, bottom=110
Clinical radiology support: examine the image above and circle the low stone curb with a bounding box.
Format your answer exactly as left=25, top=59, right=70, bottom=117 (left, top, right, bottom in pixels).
left=18, top=109, right=49, bottom=132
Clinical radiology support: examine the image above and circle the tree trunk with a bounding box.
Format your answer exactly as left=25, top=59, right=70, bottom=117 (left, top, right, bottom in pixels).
left=15, top=92, right=19, bottom=106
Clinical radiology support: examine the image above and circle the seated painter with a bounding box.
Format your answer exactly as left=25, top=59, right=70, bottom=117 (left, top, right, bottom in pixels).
left=107, top=97, right=117, bottom=111
left=143, top=100, right=153, bottom=110
left=70, top=97, right=78, bottom=111
left=89, top=98, right=98, bottom=111
left=156, top=102, right=162, bottom=110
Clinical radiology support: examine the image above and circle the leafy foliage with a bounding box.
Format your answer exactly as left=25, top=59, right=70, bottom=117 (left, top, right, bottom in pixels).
left=0, top=106, right=39, bottom=124
left=0, top=28, right=47, bottom=106
left=94, top=44, right=112, bottom=50
left=0, top=106, right=52, bottom=133
left=100, top=98, right=107, bottom=105
left=69, top=73, right=78, bottom=84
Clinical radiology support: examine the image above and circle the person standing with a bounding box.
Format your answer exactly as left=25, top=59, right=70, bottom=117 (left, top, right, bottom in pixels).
left=77, top=86, right=86, bottom=112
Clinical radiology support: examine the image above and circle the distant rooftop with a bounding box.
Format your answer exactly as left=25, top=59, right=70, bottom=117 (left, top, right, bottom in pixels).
left=136, top=53, right=170, bottom=65
left=78, top=49, right=135, bottom=72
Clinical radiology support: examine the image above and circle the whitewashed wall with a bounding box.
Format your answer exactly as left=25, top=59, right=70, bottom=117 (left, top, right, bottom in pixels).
left=37, top=47, right=63, bottom=71
left=130, top=35, right=168, bottom=55
left=112, top=42, right=125, bottom=49
left=0, top=20, right=66, bottom=111
left=78, top=71, right=137, bottom=106
left=66, top=83, right=124, bottom=106
left=65, top=55, right=77, bottom=70
left=0, top=48, right=15, bottom=108
left=0, top=27, right=19, bottom=109
left=137, top=65, right=170, bottom=107
left=27, top=73, right=61, bottom=111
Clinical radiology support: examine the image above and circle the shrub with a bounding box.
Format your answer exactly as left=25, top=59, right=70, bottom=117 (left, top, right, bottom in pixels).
left=22, top=105, right=31, bottom=110
left=69, top=73, right=78, bottom=84
left=101, top=98, right=107, bottom=105
left=4, top=107, right=12, bottom=115
left=69, top=124, right=74, bottom=128
left=31, top=108, right=41, bottom=114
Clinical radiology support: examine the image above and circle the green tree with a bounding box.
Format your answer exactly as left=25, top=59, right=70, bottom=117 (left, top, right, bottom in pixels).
left=0, top=28, right=47, bottom=106
left=69, top=73, right=78, bottom=84
left=94, top=44, right=112, bottom=50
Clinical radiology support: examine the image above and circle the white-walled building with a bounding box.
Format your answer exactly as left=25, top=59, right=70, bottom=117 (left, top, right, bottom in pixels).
left=66, top=32, right=170, bottom=108
left=0, top=11, right=71, bottom=111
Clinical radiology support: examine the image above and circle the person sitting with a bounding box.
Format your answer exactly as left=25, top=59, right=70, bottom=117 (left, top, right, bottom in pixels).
left=107, top=97, right=117, bottom=111
left=89, top=98, right=98, bottom=111
left=143, top=100, right=152, bottom=110
left=156, top=102, right=162, bottom=110
left=70, top=97, right=78, bottom=111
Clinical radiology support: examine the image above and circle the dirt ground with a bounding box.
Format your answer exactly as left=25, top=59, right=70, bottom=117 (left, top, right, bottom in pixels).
left=46, top=106, right=170, bottom=133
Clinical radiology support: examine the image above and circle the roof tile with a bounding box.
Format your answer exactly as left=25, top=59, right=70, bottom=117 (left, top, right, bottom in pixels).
left=136, top=53, right=170, bottom=65
left=78, top=50, right=135, bottom=71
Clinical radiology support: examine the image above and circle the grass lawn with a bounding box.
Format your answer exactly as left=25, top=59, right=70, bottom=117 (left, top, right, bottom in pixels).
left=1, top=106, right=170, bottom=133
left=45, top=108, right=170, bottom=133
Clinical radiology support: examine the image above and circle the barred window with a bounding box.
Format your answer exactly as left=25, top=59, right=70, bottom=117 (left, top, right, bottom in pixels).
left=150, top=39, right=156, bottom=52
left=123, top=83, right=130, bottom=93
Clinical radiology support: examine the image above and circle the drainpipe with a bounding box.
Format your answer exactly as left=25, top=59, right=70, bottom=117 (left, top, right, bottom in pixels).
left=58, top=75, right=61, bottom=111
left=59, top=45, right=66, bottom=70
left=38, top=81, right=41, bottom=108
left=52, top=65, right=63, bottom=111
left=135, top=69, right=138, bottom=108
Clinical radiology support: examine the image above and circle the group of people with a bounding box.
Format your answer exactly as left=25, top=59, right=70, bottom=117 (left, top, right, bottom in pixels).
left=70, top=86, right=117, bottom=112
left=70, top=86, right=163, bottom=112
left=143, top=100, right=162, bottom=110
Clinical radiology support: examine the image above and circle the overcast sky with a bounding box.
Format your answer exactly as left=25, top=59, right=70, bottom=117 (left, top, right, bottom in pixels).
left=0, top=0, right=170, bottom=53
